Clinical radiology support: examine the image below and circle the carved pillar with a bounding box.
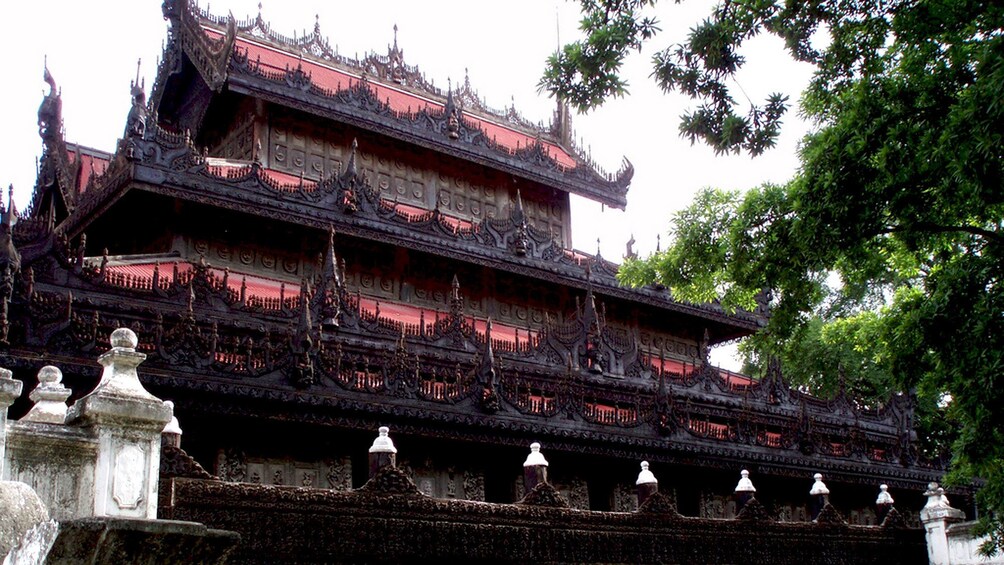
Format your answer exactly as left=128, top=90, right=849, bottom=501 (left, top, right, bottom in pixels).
left=65, top=328, right=173, bottom=519
left=0, top=367, right=23, bottom=478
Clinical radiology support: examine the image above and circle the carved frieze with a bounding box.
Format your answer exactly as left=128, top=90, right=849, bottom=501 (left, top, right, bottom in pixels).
left=263, top=110, right=570, bottom=245
left=216, top=449, right=353, bottom=491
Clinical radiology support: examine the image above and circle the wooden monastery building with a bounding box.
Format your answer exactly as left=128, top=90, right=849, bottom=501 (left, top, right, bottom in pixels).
left=1, top=0, right=947, bottom=537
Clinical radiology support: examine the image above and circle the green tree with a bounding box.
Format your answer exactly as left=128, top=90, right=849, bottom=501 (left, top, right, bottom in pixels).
left=544, top=0, right=1004, bottom=550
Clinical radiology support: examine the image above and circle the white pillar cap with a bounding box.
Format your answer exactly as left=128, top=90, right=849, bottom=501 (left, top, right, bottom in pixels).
left=523, top=442, right=548, bottom=467
left=810, top=472, right=830, bottom=495
left=735, top=469, right=756, bottom=493
left=23, top=365, right=72, bottom=424
left=636, top=461, right=657, bottom=485
left=368, top=426, right=397, bottom=454
left=876, top=484, right=894, bottom=505
left=161, top=400, right=183, bottom=435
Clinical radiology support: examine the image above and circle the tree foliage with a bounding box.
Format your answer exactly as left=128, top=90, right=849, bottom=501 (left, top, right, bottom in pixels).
left=547, top=0, right=1004, bottom=551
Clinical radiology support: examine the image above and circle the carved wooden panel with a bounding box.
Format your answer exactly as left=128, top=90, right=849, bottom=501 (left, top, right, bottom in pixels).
left=216, top=449, right=352, bottom=491
left=212, top=113, right=255, bottom=161
left=185, top=238, right=302, bottom=278
left=264, top=109, right=570, bottom=245
left=638, top=330, right=700, bottom=360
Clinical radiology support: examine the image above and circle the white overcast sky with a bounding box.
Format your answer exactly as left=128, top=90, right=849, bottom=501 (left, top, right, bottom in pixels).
left=0, top=1, right=818, bottom=369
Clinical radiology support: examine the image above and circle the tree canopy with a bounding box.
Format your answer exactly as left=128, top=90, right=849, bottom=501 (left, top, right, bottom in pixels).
left=543, top=0, right=1004, bottom=550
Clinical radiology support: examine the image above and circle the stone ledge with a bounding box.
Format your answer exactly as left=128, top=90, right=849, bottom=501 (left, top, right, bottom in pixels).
left=43, top=517, right=240, bottom=564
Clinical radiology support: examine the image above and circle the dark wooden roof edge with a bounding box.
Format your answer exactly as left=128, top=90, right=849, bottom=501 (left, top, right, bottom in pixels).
left=125, top=162, right=762, bottom=338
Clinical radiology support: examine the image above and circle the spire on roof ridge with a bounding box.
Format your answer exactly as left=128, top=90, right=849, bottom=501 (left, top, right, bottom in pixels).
left=342, top=138, right=358, bottom=178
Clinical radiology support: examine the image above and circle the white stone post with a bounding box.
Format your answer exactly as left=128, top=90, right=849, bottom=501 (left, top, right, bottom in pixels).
left=921, top=482, right=966, bottom=565
left=876, top=484, right=895, bottom=524
left=810, top=472, right=830, bottom=520
left=636, top=461, right=658, bottom=507
left=65, top=328, right=172, bottom=519
left=367, top=426, right=397, bottom=478
left=21, top=366, right=71, bottom=424
left=734, top=469, right=756, bottom=508
left=0, top=367, right=23, bottom=478
left=522, top=442, right=549, bottom=495
left=161, top=400, right=183, bottom=449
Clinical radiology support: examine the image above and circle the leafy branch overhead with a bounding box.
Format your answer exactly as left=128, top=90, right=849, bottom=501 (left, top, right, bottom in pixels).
left=549, top=0, right=1004, bottom=553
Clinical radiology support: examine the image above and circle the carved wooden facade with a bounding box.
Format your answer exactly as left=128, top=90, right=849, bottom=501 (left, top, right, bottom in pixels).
left=4, top=0, right=945, bottom=519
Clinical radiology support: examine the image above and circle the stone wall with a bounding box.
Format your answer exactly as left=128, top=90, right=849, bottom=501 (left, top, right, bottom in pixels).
left=162, top=470, right=928, bottom=565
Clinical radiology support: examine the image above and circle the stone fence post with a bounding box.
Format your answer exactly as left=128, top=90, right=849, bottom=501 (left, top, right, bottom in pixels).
left=368, top=426, right=397, bottom=478
left=0, top=367, right=23, bottom=477
left=920, top=482, right=966, bottom=565
left=735, top=469, right=756, bottom=508
left=65, top=328, right=172, bottom=519
left=522, top=442, right=549, bottom=494
left=636, top=461, right=658, bottom=507
left=810, top=472, right=830, bottom=520
left=876, top=484, right=894, bottom=524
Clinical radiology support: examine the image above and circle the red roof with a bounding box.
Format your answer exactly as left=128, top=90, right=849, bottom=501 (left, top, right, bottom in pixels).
left=205, top=28, right=577, bottom=170
left=103, top=261, right=539, bottom=349
left=66, top=145, right=111, bottom=194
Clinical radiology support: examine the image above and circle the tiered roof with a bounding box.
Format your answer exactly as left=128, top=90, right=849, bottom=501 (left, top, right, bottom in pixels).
left=155, top=0, right=633, bottom=208
left=2, top=0, right=940, bottom=490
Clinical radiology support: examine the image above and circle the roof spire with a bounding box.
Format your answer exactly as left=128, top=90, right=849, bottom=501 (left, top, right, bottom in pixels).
left=318, top=225, right=344, bottom=330
left=444, top=80, right=461, bottom=140
left=478, top=318, right=497, bottom=385
left=4, top=185, right=15, bottom=227
left=343, top=138, right=358, bottom=178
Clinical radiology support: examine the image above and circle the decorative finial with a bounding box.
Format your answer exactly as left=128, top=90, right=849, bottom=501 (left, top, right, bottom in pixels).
left=162, top=400, right=183, bottom=436
left=23, top=365, right=72, bottom=424
left=110, top=327, right=139, bottom=350
left=523, top=442, right=549, bottom=467
left=810, top=472, right=830, bottom=495
left=368, top=426, right=397, bottom=453
left=876, top=484, right=894, bottom=505
left=735, top=469, right=756, bottom=493
left=636, top=461, right=657, bottom=485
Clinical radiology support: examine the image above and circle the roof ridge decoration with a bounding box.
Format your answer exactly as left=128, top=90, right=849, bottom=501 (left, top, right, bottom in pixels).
left=165, top=0, right=633, bottom=207
left=193, top=2, right=545, bottom=135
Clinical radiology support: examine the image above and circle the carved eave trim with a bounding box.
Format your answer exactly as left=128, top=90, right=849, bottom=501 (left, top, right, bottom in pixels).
left=129, top=369, right=944, bottom=491
left=224, top=75, right=630, bottom=209
left=124, top=162, right=758, bottom=336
